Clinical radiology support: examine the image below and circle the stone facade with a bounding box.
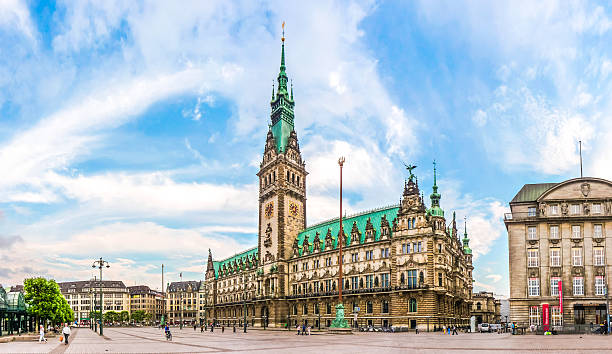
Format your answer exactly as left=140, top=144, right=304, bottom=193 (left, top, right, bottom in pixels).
left=505, top=177, right=612, bottom=328
left=59, top=280, right=129, bottom=322
left=166, top=281, right=200, bottom=325
left=127, top=285, right=165, bottom=322
left=471, top=291, right=501, bottom=324
left=201, top=36, right=474, bottom=331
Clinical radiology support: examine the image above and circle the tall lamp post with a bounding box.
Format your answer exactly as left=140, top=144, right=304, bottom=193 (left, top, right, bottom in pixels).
left=243, top=274, right=247, bottom=333
left=180, top=273, right=183, bottom=330
left=331, top=157, right=349, bottom=329
left=92, top=258, right=110, bottom=336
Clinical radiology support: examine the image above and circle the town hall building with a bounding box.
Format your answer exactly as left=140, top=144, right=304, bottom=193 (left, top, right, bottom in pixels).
left=202, top=35, right=475, bottom=331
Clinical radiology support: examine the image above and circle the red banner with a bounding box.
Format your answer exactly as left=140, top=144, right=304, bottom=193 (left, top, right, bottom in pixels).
left=558, top=281, right=563, bottom=314
left=542, top=304, right=550, bottom=331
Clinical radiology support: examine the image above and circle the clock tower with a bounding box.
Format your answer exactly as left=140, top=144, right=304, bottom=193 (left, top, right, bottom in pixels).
left=257, top=32, right=307, bottom=297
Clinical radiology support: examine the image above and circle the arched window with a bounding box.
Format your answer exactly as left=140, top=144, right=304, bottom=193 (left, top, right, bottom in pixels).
left=293, top=305, right=297, bottom=315
left=412, top=218, right=416, bottom=228
left=409, top=298, right=417, bottom=312
left=374, top=276, right=379, bottom=287
left=400, top=273, right=405, bottom=285
left=408, top=219, right=412, bottom=229
left=476, top=302, right=482, bottom=311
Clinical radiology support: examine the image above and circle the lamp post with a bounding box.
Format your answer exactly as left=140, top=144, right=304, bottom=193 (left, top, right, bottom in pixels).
left=331, top=157, right=349, bottom=329
left=92, top=258, right=110, bottom=336
left=180, top=273, right=183, bottom=330
left=243, top=274, right=247, bottom=333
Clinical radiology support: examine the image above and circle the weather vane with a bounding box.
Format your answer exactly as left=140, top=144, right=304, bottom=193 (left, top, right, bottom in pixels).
left=282, top=21, right=285, bottom=42
left=403, top=162, right=417, bottom=181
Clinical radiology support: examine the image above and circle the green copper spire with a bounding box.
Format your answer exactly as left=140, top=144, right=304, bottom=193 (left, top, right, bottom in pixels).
left=463, top=217, right=472, bottom=255
left=269, top=23, right=295, bottom=153
left=427, top=160, right=444, bottom=217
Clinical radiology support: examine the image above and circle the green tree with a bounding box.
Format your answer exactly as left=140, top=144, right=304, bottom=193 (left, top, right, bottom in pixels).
left=24, top=277, right=74, bottom=325
left=131, top=310, right=146, bottom=323
left=104, top=310, right=118, bottom=323
left=120, top=310, right=129, bottom=324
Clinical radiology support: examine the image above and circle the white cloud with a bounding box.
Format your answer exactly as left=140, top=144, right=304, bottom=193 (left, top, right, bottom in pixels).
left=0, top=0, right=36, bottom=40
left=486, top=274, right=502, bottom=283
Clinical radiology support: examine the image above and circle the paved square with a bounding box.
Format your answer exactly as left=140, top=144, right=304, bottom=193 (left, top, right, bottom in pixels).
left=1, top=328, right=611, bottom=353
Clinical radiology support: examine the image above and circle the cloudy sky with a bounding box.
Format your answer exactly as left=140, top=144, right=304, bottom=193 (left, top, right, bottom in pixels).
left=1, top=0, right=611, bottom=296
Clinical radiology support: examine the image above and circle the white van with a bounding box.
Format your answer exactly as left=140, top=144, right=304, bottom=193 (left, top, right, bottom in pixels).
left=478, top=323, right=490, bottom=333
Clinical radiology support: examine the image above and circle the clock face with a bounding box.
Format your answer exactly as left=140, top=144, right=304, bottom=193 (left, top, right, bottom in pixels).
left=265, top=202, right=274, bottom=218
left=289, top=202, right=299, bottom=217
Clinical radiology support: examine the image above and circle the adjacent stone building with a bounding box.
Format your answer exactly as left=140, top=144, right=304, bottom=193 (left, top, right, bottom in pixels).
left=59, top=280, right=129, bottom=322
left=471, top=291, right=501, bottom=324
left=166, top=281, right=200, bottom=325
left=127, top=285, right=165, bottom=323
left=202, top=35, right=474, bottom=331
left=505, top=177, right=612, bottom=328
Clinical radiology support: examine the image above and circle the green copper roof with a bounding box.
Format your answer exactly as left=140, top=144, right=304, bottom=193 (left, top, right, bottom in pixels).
left=427, top=161, right=444, bottom=217
left=269, top=37, right=295, bottom=153
left=510, top=183, right=557, bottom=203
left=214, top=247, right=258, bottom=278
left=462, top=220, right=472, bottom=255
left=296, top=205, right=399, bottom=256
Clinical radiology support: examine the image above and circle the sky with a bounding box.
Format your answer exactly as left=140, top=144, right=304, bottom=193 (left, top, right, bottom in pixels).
left=1, top=0, right=612, bottom=297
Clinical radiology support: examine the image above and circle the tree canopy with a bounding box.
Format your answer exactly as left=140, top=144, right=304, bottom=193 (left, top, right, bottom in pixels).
left=23, top=277, right=74, bottom=323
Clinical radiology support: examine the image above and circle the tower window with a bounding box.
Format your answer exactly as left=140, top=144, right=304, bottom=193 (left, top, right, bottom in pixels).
left=287, top=171, right=290, bottom=181
left=292, top=173, right=295, bottom=183
left=297, top=176, right=300, bottom=186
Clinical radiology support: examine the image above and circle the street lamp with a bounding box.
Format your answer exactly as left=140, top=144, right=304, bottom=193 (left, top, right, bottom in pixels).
left=331, top=156, right=349, bottom=329
left=243, top=274, right=247, bottom=333
left=92, top=258, right=110, bottom=336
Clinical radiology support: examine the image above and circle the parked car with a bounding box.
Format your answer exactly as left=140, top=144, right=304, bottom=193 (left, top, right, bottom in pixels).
left=478, top=323, right=490, bottom=333
left=489, top=324, right=502, bottom=331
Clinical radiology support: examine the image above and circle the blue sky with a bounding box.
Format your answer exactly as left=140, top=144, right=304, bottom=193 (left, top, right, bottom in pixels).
left=1, top=0, right=612, bottom=296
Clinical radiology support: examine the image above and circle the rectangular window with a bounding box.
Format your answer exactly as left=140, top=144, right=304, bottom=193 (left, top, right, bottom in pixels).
left=527, top=226, right=537, bottom=240
left=528, top=207, right=536, bottom=217
left=571, top=204, right=580, bottom=215
left=417, top=242, right=423, bottom=252
left=381, top=248, right=389, bottom=258
left=402, top=244, right=406, bottom=254
left=550, top=205, right=559, bottom=215
left=593, top=203, right=602, bottom=214
left=528, top=278, right=540, bottom=296
left=549, top=225, right=559, bottom=239
left=551, top=306, right=562, bottom=326
left=572, top=225, right=581, bottom=239
left=527, top=249, right=539, bottom=267
left=594, top=224, right=603, bottom=238
left=573, top=277, right=584, bottom=296
left=550, top=277, right=560, bottom=296
left=407, top=270, right=418, bottom=288
left=381, top=273, right=390, bottom=288
left=594, top=247, right=605, bottom=266
left=529, top=306, right=541, bottom=326
left=351, top=276, right=358, bottom=290
left=406, top=243, right=411, bottom=253
left=595, top=276, right=606, bottom=296
left=550, top=248, right=561, bottom=267
left=365, top=275, right=374, bottom=289
left=438, top=273, right=443, bottom=287
left=572, top=248, right=582, bottom=266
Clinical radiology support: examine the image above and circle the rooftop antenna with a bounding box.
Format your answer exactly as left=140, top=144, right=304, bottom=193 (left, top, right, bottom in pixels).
left=579, top=140, right=583, bottom=178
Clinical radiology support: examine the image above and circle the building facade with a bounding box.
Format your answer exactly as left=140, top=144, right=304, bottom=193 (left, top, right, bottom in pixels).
left=202, top=35, right=474, bottom=331
left=471, top=291, right=501, bottom=324
left=59, top=280, right=129, bottom=322
left=505, top=177, right=612, bottom=328
left=128, top=285, right=164, bottom=323
left=166, top=281, right=200, bottom=325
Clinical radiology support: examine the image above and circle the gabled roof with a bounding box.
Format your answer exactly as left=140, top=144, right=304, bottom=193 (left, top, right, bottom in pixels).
left=214, top=247, right=259, bottom=278
left=510, top=183, right=558, bottom=203
left=295, top=205, right=399, bottom=256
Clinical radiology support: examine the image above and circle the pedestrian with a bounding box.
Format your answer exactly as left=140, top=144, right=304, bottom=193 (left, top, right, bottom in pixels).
left=442, top=325, right=446, bottom=334
left=233, top=325, right=236, bottom=333
left=194, top=324, right=197, bottom=331
left=302, top=323, right=306, bottom=335
left=211, top=324, right=214, bottom=333
left=62, top=323, right=71, bottom=345
left=201, top=325, right=204, bottom=333
left=204, top=323, right=207, bottom=331
left=415, top=327, right=419, bottom=334
left=452, top=325, right=458, bottom=335
left=222, top=325, right=225, bottom=333
left=296, top=324, right=300, bottom=335
left=307, top=325, right=311, bottom=335
left=38, top=325, right=47, bottom=343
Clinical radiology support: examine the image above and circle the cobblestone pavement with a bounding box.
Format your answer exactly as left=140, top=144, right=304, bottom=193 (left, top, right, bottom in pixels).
left=1, top=328, right=612, bottom=353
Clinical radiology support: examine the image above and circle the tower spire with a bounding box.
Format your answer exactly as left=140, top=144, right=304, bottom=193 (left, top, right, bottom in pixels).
left=430, top=160, right=441, bottom=207
left=462, top=216, right=472, bottom=254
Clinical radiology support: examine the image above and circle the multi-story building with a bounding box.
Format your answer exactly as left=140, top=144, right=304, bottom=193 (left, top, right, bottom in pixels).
left=59, top=280, right=129, bottom=322
left=202, top=34, right=474, bottom=331
left=167, top=281, right=200, bottom=325
left=471, top=291, right=501, bottom=324
left=128, top=285, right=165, bottom=323
left=505, top=177, right=612, bottom=328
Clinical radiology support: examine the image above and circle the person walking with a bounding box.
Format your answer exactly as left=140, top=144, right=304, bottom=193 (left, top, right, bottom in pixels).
left=452, top=325, right=458, bottom=335
left=38, top=325, right=47, bottom=343
left=307, top=325, right=311, bottom=335
left=233, top=325, right=236, bottom=333
left=193, top=324, right=197, bottom=331
left=62, top=323, right=71, bottom=345
left=296, top=324, right=300, bottom=335
left=222, top=325, right=225, bottom=333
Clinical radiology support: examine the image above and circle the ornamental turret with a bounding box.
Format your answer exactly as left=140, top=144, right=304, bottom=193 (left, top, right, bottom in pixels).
left=427, top=161, right=444, bottom=217
left=462, top=219, right=472, bottom=255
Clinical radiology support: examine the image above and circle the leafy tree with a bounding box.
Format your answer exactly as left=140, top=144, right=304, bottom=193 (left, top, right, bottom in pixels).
left=24, top=277, right=74, bottom=325
left=104, top=311, right=118, bottom=323
left=120, top=310, right=129, bottom=324
left=89, top=311, right=102, bottom=322
left=131, top=310, right=146, bottom=323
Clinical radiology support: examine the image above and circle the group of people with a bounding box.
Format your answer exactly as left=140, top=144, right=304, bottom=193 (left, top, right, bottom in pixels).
left=441, top=325, right=460, bottom=335
left=295, top=323, right=311, bottom=335
left=38, top=323, right=72, bottom=345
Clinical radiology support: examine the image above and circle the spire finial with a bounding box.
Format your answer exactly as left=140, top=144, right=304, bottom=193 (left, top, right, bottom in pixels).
left=464, top=216, right=467, bottom=236
left=272, top=81, right=275, bottom=100
left=282, top=21, right=285, bottom=42
left=291, top=79, right=294, bottom=100
left=433, top=159, right=437, bottom=187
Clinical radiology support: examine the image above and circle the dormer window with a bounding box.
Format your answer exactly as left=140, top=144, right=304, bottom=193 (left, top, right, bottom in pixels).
left=593, top=203, right=602, bottom=214
left=571, top=204, right=580, bottom=215
left=550, top=205, right=559, bottom=215
left=527, top=207, right=536, bottom=217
